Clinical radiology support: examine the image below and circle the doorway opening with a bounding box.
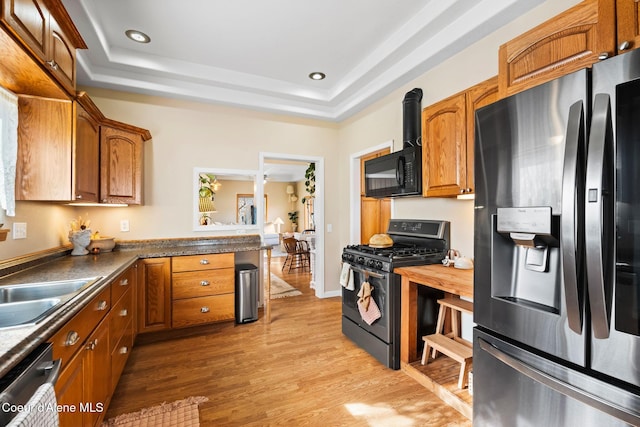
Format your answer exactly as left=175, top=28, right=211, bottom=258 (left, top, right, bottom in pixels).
left=259, top=152, right=325, bottom=298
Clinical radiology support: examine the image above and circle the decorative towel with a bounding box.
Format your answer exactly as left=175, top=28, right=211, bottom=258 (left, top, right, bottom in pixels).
left=7, top=382, right=59, bottom=427
left=339, top=263, right=354, bottom=290
left=357, top=281, right=382, bottom=325
left=357, top=281, right=372, bottom=310
left=0, top=85, right=18, bottom=217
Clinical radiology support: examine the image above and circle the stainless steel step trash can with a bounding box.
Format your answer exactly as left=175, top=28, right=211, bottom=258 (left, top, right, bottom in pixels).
left=235, top=263, right=258, bottom=323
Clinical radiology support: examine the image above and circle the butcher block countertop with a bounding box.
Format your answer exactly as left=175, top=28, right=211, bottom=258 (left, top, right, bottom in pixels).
left=396, top=264, right=474, bottom=420
left=394, top=264, right=473, bottom=298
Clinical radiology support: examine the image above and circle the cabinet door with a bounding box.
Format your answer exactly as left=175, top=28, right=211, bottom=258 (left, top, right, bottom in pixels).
left=16, top=95, right=73, bottom=200
left=55, top=347, right=85, bottom=427
left=84, top=317, right=110, bottom=427
left=465, top=76, right=499, bottom=196
left=100, top=125, right=144, bottom=204
left=48, top=12, right=76, bottom=93
left=499, top=0, right=616, bottom=97
left=137, top=257, right=171, bottom=333
left=617, top=0, right=640, bottom=53
left=422, top=92, right=467, bottom=197
left=74, top=101, right=100, bottom=202
left=1, top=0, right=49, bottom=60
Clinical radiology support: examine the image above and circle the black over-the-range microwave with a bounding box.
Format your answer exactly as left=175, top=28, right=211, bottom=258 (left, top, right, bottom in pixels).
left=364, top=146, right=422, bottom=198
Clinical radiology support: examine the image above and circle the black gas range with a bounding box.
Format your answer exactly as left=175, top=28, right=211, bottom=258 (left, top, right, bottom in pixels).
left=341, top=219, right=449, bottom=272
left=341, top=219, right=450, bottom=369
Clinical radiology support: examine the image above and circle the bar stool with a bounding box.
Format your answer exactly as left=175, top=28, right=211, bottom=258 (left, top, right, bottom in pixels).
left=421, top=297, right=474, bottom=389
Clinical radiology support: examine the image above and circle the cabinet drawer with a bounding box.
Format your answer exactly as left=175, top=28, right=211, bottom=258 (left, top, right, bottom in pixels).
left=111, top=319, right=133, bottom=391
left=172, top=294, right=234, bottom=328
left=172, top=253, right=234, bottom=272
left=111, top=267, right=135, bottom=304
left=110, top=288, right=133, bottom=352
left=50, top=286, right=111, bottom=368
left=172, top=268, right=234, bottom=300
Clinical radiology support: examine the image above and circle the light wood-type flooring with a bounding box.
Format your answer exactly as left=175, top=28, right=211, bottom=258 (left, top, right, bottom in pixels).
left=105, top=256, right=471, bottom=426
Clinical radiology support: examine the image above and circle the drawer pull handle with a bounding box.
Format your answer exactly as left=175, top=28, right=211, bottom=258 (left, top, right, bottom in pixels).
left=200, top=259, right=209, bottom=265
left=119, top=346, right=128, bottom=355
left=86, top=339, right=98, bottom=351
left=65, top=331, right=80, bottom=347
left=119, top=309, right=128, bottom=317
left=97, top=300, right=108, bottom=311
left=120, top=278, right=129, bottom=286
left=201, top=306, right=210, bottom=313
left=200, top=280, right=210, bottom=286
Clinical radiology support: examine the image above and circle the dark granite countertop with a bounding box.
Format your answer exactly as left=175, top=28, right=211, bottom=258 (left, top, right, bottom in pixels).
left=0, top=235, right=271, bottom=377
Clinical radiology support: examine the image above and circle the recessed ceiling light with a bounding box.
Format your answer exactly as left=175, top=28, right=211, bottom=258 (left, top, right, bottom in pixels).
left=308, top=72, right=326, bottom=81
left=125, top=29, right=151, bottom=44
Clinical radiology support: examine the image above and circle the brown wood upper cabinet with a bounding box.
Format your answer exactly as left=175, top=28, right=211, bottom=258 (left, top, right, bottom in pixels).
left=100, top=121, right=148, bottom=205
left=0, top=0, right=86, bottom=95
left=499, top=0, right=616, bottom=97
left=74, top=92, right=103, bottom=202
left=422, top=76, right=498, bottom=198
left=617, top=0, right=640, bottom=53
left=16, top=95, right=73, bottom=200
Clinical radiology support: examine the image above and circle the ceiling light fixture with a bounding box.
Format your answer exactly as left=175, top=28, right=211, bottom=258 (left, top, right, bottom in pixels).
left=125, top=29, right=151, bottom=44
left=308, top=72, right=326, bottom=81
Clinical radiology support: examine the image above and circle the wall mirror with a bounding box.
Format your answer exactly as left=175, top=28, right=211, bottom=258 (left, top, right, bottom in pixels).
left=236, top=194, right=268, bottom=224
left=193, top=167, right=260, bottom=231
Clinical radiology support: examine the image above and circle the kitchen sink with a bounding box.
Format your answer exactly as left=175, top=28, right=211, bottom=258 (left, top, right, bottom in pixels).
left=0, top=277, right=99, bottom=303
left=0, top=277, right=101, bottom=328
left=0, top=298, right=62, bottom=328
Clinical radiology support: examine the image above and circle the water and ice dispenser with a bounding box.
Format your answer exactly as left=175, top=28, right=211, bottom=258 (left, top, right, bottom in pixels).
left=492, top=207, right=561, bottom=314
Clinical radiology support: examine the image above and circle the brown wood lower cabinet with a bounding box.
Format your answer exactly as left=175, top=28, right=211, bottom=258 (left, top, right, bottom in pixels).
left=171, top=253, right=236, bottom=328
left=137, top=257, right=172, bottom=333
left=52, top=263, right=137, bottom=426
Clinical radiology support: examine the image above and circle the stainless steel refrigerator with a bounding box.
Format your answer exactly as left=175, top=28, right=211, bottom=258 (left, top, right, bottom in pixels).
left=473, top=48, right=640, bottom=426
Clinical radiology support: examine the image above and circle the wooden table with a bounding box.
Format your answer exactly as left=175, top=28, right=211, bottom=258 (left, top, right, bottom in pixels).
left=395, top=264, right=474, bottom=364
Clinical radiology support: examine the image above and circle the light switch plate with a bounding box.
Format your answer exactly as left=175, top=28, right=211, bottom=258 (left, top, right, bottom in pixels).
left=120, top=219, right=130, bottom=232
left=13, top=222, right=27, bottom=239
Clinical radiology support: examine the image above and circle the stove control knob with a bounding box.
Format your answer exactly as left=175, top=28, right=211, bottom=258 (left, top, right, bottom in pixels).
left=357, top=256, right=365, bottom=265
left=366, top=259, right=375, bottom=267
left=375, top=261, right=383, bottom=270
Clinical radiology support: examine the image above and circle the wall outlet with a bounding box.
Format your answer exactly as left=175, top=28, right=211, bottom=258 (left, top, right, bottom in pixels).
left=120, top=219, right=130, bottom=232
left=13, top=222, right=27, bottom=239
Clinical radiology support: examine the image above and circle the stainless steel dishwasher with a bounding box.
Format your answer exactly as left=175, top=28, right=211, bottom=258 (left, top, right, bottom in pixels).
left=0, top=343, right=61, bottom=426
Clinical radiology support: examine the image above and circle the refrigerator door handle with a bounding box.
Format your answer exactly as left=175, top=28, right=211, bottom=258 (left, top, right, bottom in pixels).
left=585, top=93, right=615, bottom=339
left=478, top=338, right=640, bottom=425
left=561, top=101, right=585, bottom=333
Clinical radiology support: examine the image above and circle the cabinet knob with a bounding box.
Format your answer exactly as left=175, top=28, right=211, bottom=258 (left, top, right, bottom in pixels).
left=200, top=306, right=210, bottom=313
left=199, top=259, right=209, bottom=265
left=619, top=41, right=631, bottom=51
left=76, top=194, right=82, bottom=200
left=102, top=199, right=108, bottom=203
left=119, top=346, right=129, bottom=355
left=65, top=331, right=80, bottom=347
left=119, top=309, right=128, bottom=317
left=46, top=60, right=59, bottom=70
left=200, top=280, right=210, bottom=286
left=86, top=338, right=98, bottom=351
left=97, top=300, right=108, bottom=311
left=120, top=278, right=129, bottom=286
left=598, top=52, right=610, bottom=60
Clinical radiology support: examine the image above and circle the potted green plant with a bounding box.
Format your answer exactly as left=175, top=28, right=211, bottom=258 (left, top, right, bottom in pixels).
left=288, top=211, right=299, bottom=231
left=301, top=162, right=315, bottom=205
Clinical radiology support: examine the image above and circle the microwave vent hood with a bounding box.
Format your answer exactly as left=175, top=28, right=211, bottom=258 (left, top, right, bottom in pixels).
left=364, top=146, right=422, bottom=198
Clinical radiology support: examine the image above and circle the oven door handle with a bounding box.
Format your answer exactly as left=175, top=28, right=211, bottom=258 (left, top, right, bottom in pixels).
left=347, top=264, right=387, bottom=279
